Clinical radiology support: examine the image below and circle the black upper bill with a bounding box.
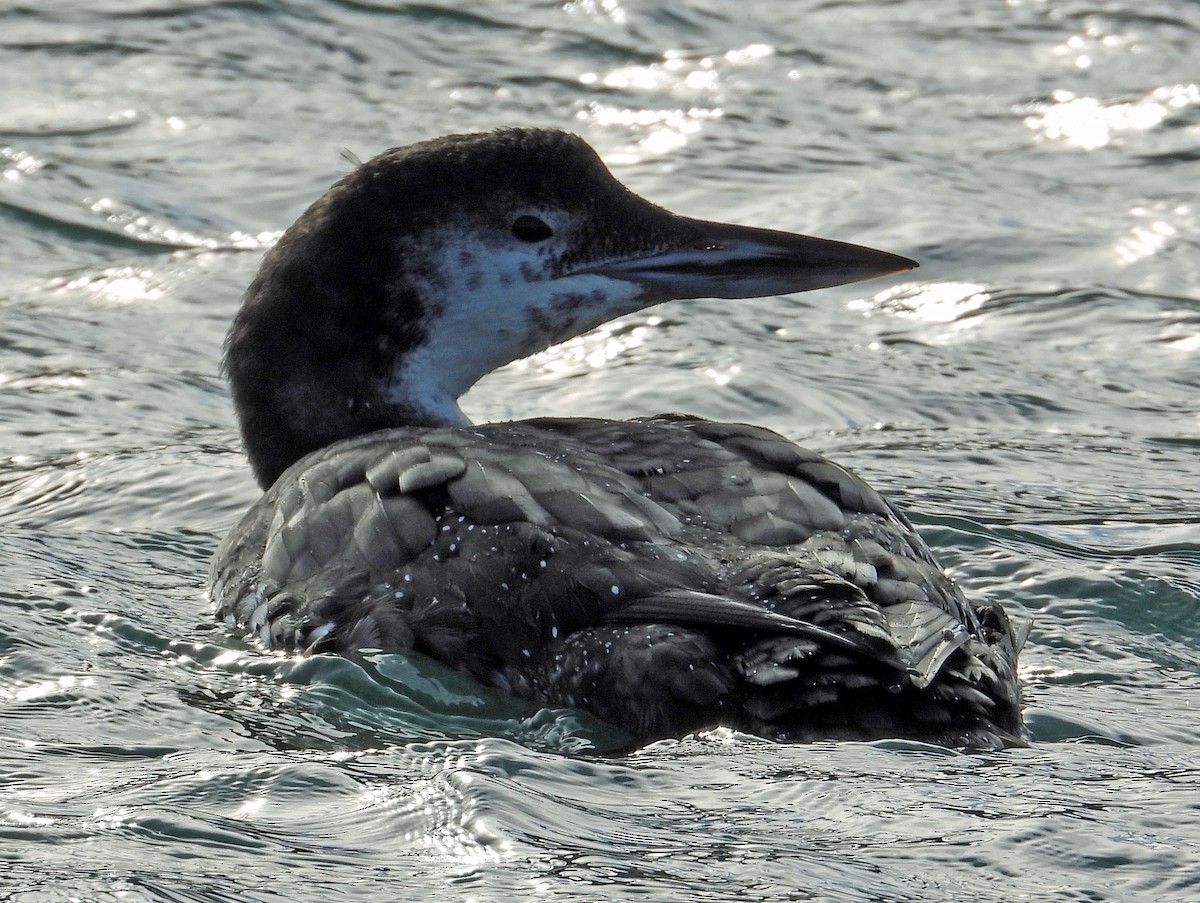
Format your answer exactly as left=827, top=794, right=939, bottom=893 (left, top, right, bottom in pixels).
left=586, top=217, right=918, bottom=302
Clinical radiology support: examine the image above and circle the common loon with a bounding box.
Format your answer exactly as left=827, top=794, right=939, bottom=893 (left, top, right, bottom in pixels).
left=210, top=128, right=1024, bottom=749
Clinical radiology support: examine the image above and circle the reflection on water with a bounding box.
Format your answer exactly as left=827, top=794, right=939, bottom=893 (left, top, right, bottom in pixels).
left=1023, top=84, right=1200, bottom=151
left=852, top=282, right=992, bottom=325
left=576, top=46, right=778, bottom=159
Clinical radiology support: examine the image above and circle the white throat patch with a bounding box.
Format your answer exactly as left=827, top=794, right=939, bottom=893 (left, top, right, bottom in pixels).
left=385, top=229, right=647, bottom=420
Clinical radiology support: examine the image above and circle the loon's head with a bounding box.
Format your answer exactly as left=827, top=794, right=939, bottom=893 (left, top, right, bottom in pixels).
left=226, top=128, right=916, bottom=488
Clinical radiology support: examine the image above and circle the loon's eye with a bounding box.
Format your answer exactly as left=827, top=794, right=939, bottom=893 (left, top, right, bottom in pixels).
left=511, top=215, right=554, bottom=243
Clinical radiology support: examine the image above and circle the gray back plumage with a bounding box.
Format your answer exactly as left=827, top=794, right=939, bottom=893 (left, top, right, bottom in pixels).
left=211, top=414, right=1023, bottom=748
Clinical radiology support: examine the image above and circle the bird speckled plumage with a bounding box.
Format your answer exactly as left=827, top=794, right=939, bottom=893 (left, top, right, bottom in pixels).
left=210, top=128, right=1025, bottom=749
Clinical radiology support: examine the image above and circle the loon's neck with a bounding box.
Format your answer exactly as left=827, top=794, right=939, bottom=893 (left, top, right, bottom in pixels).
left=224, top=222, right=642, bottom=489
left=226, top=260, right=640, bottom=489
left=224, top=219, right=469, bottom=489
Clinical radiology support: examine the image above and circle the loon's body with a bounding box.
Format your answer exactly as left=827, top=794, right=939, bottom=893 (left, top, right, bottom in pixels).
left=211, top=129, right=1024, bottom=748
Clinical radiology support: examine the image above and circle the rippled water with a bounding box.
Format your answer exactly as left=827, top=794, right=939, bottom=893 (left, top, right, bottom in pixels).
left=3, top=1, right=1199, bottom=900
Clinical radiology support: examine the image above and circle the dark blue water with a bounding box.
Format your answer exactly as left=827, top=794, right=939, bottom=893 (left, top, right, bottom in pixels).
left=3, top=1, right=1199, bottom=899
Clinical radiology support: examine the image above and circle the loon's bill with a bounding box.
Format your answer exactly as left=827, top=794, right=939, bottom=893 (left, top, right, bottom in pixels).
left=211, top=128, right=1024, bottom=750
left=580, top=218, right=916, bottom=301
